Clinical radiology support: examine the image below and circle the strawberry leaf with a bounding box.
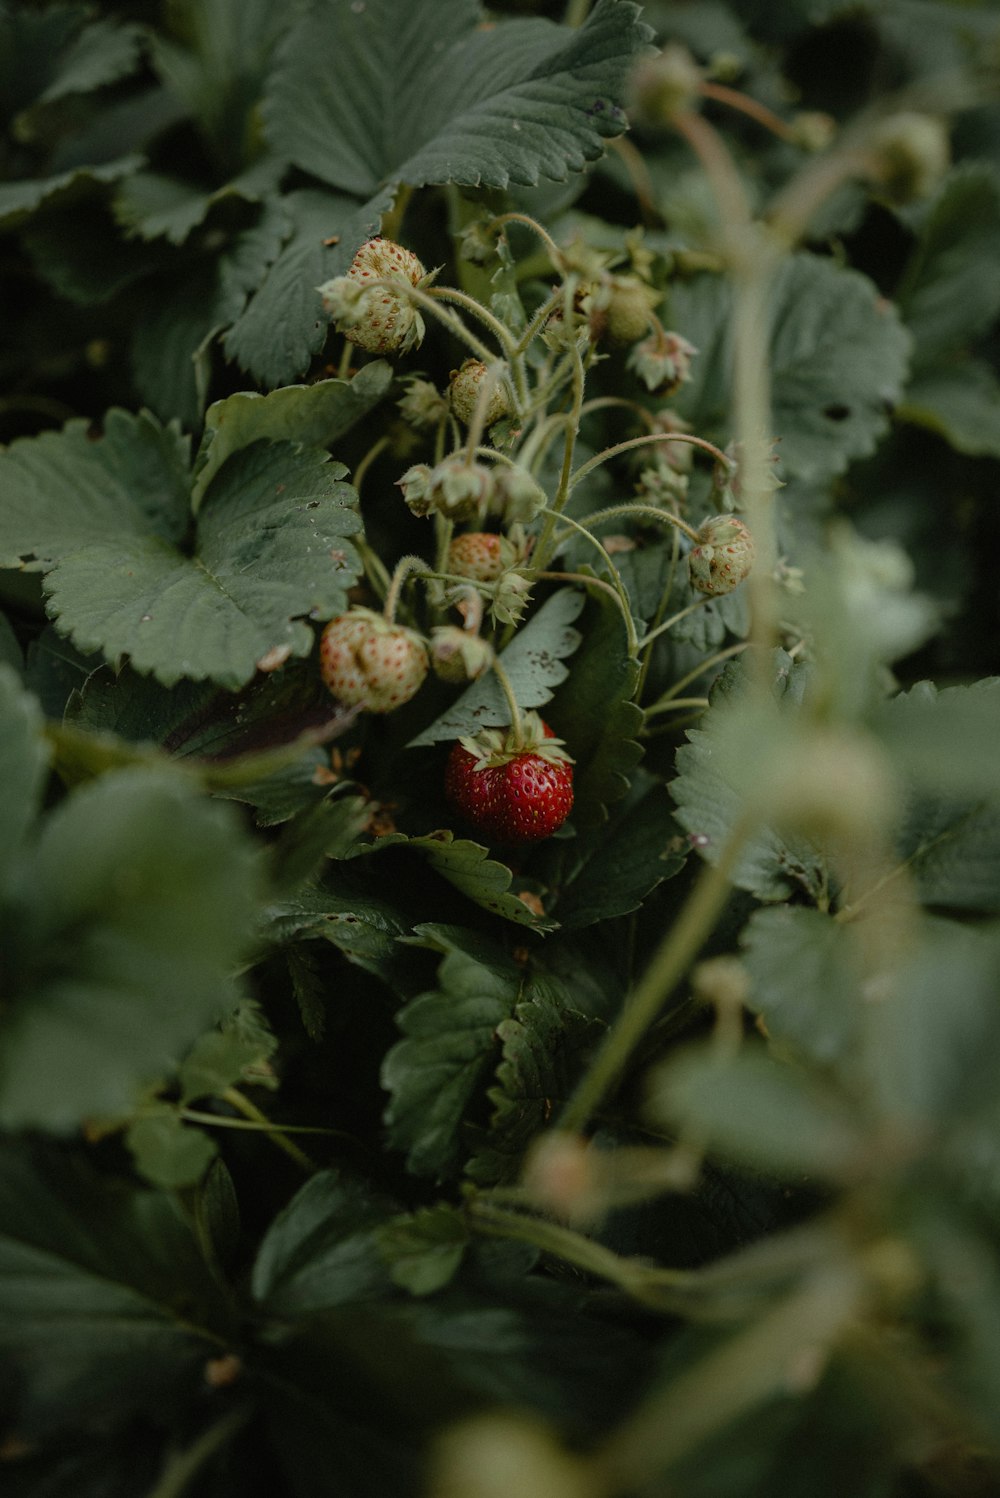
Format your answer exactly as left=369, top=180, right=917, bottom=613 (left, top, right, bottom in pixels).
left=263, top=0, right=651, bottom=198
left=0, top=1141, right=231, bottom=1436
left=382, top=937, right=523, bottom=1178
left=0, top=668, right=50, bottom=890
left=408, top=588, right=584, bottom=746
left=671, top=253, right=912, bottom=483
left=193, top=363, right=393, bottom=508
left=0, top=409, right=362, bottom=689
left=0, top=767, right=261, bottom=1132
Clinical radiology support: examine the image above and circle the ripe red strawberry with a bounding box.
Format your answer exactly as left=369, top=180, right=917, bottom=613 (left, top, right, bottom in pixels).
left=319, top=607, right=428, bottom=714
left=445, top=714, right=574, bottom=845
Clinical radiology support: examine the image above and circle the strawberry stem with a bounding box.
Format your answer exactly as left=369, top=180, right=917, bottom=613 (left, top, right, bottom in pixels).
left=569, top=431, right=731, bottom=494
left=584, top=500, right=701, bottom=545
left=383, top=554, right=429, bottom=623
left=489, top=653, right=524, bottom=746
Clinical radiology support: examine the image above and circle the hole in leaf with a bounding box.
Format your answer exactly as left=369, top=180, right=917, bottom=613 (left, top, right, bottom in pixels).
left=823, top=404, right=851, bottom=422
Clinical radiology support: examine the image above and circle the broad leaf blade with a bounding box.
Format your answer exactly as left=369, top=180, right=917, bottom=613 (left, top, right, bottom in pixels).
left=1, top=769, right=260, bottom=1131
left=408, top=588, right=584, bottom=745
left=382, top=944, right=522, bottom=1178
left=0, top=1142, right=229, bottom=1436
left=193, top=363, right=392, bottom=508
left=263, top=0, right=650, bottom=196
left=2, top=415, right=364, bottom=688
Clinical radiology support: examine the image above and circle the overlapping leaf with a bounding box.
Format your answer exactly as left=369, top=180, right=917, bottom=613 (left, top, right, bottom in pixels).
left=0, top=1142, right=230, bottom=1436
left=0, top=408, right=362, bottom=688
left=671, top=253, right=912, bottom=482
left=409, top=588, right=584, bottom=745
left=263, top=0, right=650, bottom=198
left=1, top=762, right=260, bottom=1132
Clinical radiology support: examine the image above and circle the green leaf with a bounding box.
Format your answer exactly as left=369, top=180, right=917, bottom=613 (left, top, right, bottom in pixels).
left=33, top=15, right=144, bottom=106
left=113, top=156, right=282, bottom=244
left=466, top=987, right=604, bottom=1186
left=376, top=1205, right=469, bottom=1296
left=252, top=1169, right=395, bottom=1316
left=193, top=362, right=393, bottom=509
left=408, top=588, right=584, bottom=746
left=0, top=1142, right=229, bottom=1436
left=0, top=666, right=49, bottom=890
left=263, top=0, right=649, bottom=198
left=382, top=943, right=522, bottom=1177
left=0, top=155, right=143, bottom=229
left=865, top=920, right=1000, bottom=1128
left=651, top=1047, right=867, bottom=1181
left=546, top=583, right=643, bottom=828
left=348, top=829, right=556, bottom=929
left=873, top=678, right=1000, bottom=801
left=0, top=768, right=260, bottom=1131
left=896, top=163, right=1000, bottom=363
left=672, top=253, right=912, bottom=483
left=741, top=906, right=863, bottom=1066
left=898, top=359, right=1000, bottom=458
left=23, top=197, right=176, bottom=305
left=179, top=1002, right=278, bottom=1103
left=552, top=771, right=685, bottom=930
left=125, top=1111, right=219, bottom=1190
left=223, top=186, right=395, bottom=388
left=670, top=654, right=827, bottom=902
left=148, top=0, right=287, bottom=165
left=0, top=412, right=363, bottom=688
left=266, top=862, right=421, bottom=984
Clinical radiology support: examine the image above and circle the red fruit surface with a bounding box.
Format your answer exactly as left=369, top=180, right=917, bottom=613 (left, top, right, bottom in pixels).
left=445, top=724, right=574, bottom=845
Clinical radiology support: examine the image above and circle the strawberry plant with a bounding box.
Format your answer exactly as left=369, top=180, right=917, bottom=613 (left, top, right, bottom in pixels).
left=3, top=1, right=1000, bottom=1494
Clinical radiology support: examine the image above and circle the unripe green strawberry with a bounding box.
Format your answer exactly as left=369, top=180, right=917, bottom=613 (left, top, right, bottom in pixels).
left=445, top=715, right=574, bottom=846
left=688, top=514, right=754, bottom=596
left=429, top=626, right=494, bottom=683
left=869, top=112, right=949, bottom=202
left=449, top=360, right=512, bottom=427
left=318, top=237, right=428, bottom=356
left=628, top=43, right=703, bottom=125
left=319, top=607, right=428, bottom=713
left=397, top=376, right=449, bottom=431
left=590, top=274, right=660, bottom=345
left=448, top=532, right=507, bottom=583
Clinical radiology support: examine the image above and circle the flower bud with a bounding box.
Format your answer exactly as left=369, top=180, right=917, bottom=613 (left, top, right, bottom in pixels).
left=869, top=112, right=949, bottom=202
left=629, top=329, right=697, bottom=396
left=429, top=626, right=494, bottom=683
left=629, top=44, right=703, bottom=126
left=397, top=376, right=449, bottom=432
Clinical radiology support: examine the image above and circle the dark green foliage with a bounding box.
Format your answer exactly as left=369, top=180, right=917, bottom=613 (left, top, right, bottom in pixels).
left=3, top=2, right=1000, bottom=1495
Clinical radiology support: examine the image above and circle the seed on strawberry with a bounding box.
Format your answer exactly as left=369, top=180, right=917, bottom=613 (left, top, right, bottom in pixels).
left=445, top=715, right=574, bottom=845
left=319, top=607, right=428, bottom=713
left=448, top=532, right=506, bottom=584
left=318, top=237, right=428, bottom=356
left=688, top=514, right=754, bottom=596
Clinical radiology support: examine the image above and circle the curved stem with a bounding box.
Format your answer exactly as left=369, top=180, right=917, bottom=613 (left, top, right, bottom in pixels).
left=535, top=504, right=639, bottom=654
left=512, top=284, right=566, bottom=357
left=533, top=341, right=587, bottom=567
left=468, top=1199, right=697, bottom=1309
left=569, top=432, right=731, bottom=493
left=490, top=210, right=563, bottom=266
left=536, top=571, right=639, bottom=654
left=699, top=81, right=794, bottom=141
left=585, top=501, right=701, bottom=545
left=427, top=285, right=518, bottom=357
left=644, top=642, right=748, bottom=716
left=639, top=594, right=713, bottom=649
left=351, top=434, right=391, bottom=497
left=490, top=653, right=524, bottom=744
left=221, top=1088, right=314, bottom=1172
left=636, top=525, right=680, bottom=699
left=383, top=554, right=429, bottom=623
left=559, top=813, right=755, bottom=1134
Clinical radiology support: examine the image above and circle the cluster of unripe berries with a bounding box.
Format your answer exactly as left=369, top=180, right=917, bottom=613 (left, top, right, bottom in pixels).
left=313, top=237, right=757, bottom=845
